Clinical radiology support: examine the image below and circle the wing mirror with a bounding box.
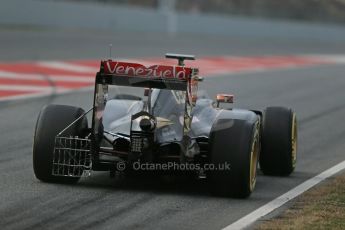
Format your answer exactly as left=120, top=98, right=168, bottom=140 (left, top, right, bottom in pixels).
left=216, top=94, right=234, bottom=107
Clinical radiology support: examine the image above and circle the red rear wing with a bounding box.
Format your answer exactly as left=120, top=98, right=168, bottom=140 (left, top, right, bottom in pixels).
left=103, top=60, right=193, bottom=80
left=97, top=60, right=198, bottom=90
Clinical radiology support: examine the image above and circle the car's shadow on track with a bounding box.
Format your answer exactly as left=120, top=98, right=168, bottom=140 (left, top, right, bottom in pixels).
left=76, top=172, right=214, bottom=197
left=68, top=170, right=282, bottom=198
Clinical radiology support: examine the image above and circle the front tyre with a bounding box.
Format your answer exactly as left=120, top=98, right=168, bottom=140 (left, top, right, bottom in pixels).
left=33, top=104, right=88, bottom=183
left=260, top=107, right=297, bottom=176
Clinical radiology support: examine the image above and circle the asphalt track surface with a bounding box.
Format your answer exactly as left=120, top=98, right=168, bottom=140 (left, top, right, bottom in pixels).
left=1, top=27, right=345, bottom=230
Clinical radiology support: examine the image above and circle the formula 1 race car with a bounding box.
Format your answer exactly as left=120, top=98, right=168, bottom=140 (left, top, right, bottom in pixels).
left=33, top=53, right=297, bottom=198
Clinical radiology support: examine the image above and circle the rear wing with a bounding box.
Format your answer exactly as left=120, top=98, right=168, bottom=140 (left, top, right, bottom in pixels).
left=96, top=60, right=199, bottom=91
left=92, top=58, right=200, bottom=145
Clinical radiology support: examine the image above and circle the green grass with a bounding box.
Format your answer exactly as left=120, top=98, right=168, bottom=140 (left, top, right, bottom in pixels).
left=257, top=173, right=345, bottom=230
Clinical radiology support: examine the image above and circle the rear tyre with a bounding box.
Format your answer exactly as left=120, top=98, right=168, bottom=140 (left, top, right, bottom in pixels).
left=33, top=104, right=88, bottom=183
left=260, top=107, right=297, bottom=176
left=208, top=118, right=260, bottom=198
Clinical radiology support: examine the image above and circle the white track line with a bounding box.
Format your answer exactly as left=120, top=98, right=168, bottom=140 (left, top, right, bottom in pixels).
left=223, top=160, right=345, bottom=230
left=0, top=91, right=59, bottom=102
left=0, top=71, right=94, bottom=82
left=37, top=61, right=97, bottom=73
left=0, top=85, right=67, bottom=92
left=0, top=86, right=93, bottom=102
left=303, top=54, right=345, bottom=64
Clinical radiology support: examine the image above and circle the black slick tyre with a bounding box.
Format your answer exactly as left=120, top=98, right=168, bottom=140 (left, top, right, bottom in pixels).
left=260, top=107, right=297, bottom=176
left=33, top=104, right=88, bottom=183
left=208, top=118, right=260, bottom=198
